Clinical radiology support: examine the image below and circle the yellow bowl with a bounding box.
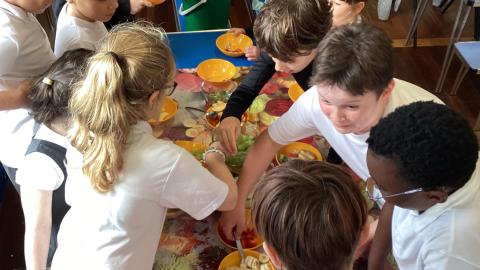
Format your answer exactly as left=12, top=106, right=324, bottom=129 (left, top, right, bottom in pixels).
left=216, top=209, right=263, bottom=250
left=276, top=142, right=323, bottom=164
left=197, top=59, right=236, bottom=84
left=216, top=33, right=254, bottom=57
left=288, top=82, right=304, bottom=102
left=148, top=96, right=178, bottom=125
left=218, top=250, right=274, bottom=270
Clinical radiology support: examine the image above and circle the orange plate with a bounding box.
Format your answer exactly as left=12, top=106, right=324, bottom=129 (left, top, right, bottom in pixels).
left=197, top=59, right=236, bottom=84
left=275, top=142, right=323, bottom=164
left=216, top=33, right=254, bottom=57
left=148, top=96, right=178, bottom=125
left=218, top=250, right=274, bottom=270
left=287, top=82, right=304, bottom=102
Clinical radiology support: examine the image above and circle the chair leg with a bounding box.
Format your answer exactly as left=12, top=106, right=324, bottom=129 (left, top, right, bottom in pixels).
left=450, top=64, right=469, bottom=95
left=435, top=4, right=472, bottom=93
left=405, top=0, right=429, bottom=46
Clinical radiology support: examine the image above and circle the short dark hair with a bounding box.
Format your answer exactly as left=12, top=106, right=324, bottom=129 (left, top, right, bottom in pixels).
left=29, top=49, right=93, bottom=124
left=367, top=101, right=479, bottom=191
left=252, top=160, right=368, bottom=270
left=310, top=23, right=393, bottom=96
left=253, top=0, right=332, bottom=62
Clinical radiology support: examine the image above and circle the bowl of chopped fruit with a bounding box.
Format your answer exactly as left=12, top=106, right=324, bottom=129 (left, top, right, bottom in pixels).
left=276, top=142, right=323, bottom=165
left=219, top=250, right=274, bottom=270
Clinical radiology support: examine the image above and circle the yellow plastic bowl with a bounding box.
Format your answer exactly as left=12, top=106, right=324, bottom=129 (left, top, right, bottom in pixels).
left=288, top=82, right=304, bottom=102
left=216, top=33, right=254, bottom=57
left=197, top=59, right=236, bottom=84
left=148, top=96, right=178, bottom=125
left=218, top=250, right=275, bottom=270
left=275, top=142, right=323, bottom=164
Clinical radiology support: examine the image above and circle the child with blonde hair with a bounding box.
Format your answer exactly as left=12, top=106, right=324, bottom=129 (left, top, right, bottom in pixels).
left=54, top=0, right=118, bottom=57
left=51, top=22, right=237, bottom=270
left=17, top=48, right=93, bottom=269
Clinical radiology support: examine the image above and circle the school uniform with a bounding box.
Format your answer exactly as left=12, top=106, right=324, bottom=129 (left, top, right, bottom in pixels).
left=16, top=124, right=69, bottom=266
left=0, top=0, right=56, bottom=180
left=268, top=79, right=444, bottom=181
left=52, top=121, right=228, bottom=270
left=54, top=3, right=108, bottom=57
left=392, top=158, right=480, bottom=270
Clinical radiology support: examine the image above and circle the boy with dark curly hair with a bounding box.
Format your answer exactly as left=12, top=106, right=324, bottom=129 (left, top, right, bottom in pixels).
left=252, top=159, right=369, bottom=270
left=366, top=101, right=480, bottom=270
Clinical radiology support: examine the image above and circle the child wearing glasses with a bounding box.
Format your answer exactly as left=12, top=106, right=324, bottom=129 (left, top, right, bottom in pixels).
left=51, top=23, right=237, bottom=269
left=366, top=101, right=480, bottom=270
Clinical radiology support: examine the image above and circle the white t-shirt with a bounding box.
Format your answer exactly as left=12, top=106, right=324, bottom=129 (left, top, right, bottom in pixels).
left=54, top=3, right=107, bottom=57
left=51, top=121, right=228, bottom=270
left=0, top=1, right=56, bottom=168
left=392, top=158, right=480, bottom=270
left=16, top=124, right=68, bottom=191
left=268, top=79, right=444, bottom=181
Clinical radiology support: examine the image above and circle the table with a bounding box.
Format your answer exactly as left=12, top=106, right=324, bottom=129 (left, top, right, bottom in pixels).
left=152, top=69, right=298, bottom=270
left=151, top=67, right=378, bottom=269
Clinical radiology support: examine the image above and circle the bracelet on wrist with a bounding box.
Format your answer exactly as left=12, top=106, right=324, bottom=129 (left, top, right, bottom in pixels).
left=202, top=147, right=226, bottom=163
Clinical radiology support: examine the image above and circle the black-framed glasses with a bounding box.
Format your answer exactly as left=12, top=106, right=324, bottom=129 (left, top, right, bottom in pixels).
left=166, top=81, right=178, bottom=96
left=365, top=177, right=423, bottom=201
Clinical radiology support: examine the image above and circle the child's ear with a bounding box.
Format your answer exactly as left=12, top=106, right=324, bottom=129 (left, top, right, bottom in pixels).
left=353, top=2, right=365, bottom=15
left=380, top=79, right=395, bottom=101
left=263, top=242, right=283, bottom=269
left=148, top=91, right=161, bottom=110
left=426, top=188, right=449, bottom=204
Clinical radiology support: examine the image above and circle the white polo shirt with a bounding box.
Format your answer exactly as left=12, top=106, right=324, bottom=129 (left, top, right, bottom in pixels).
left=0, top=1, right=56, bottom=168
left=54, top=3, right=107, bottom=57
left=52, top=121, right=228, bottom=270
left=16, top=124, right=68, bottom=191
left=268, top=78, right=443, bottom=181
left=392, top=158, right=480, bottom=270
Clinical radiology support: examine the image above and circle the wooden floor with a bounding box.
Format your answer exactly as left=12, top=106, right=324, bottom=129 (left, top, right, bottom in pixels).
left=1, top=1, right=479, bottom=269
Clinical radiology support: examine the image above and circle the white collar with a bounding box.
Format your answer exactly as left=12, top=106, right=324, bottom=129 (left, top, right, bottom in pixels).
left=406, top=158, right=480, bottom=232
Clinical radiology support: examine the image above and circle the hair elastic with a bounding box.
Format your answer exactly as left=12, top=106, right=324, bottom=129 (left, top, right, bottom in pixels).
left=42, top=77, right=53, bottom=86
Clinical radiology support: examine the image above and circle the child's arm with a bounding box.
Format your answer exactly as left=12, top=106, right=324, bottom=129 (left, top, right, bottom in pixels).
left=203, top=147, right=238, bottom=211
left=0, top=80, right=33, bottom=110
left=219, top=53, right=276, bottom=154
left=368, top=202, right=394, bottom=270
left=20, top=187, right=53, bottom=270
left=220, top=131, right=283, bottom=240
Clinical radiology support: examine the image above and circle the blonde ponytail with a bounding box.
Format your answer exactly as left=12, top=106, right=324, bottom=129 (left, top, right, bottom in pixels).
left=69, top=22, right=175, bottom=193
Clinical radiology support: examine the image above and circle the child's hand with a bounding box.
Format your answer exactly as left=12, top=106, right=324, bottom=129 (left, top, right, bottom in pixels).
left=244, top=46, right=260, bottom=61
left=228, top=28, right=246, bottom=36
left=220, top=206, right=247, bottom=241
left=129, top=0, right=154, bottom=15
left=217, top=116, right=241, bottom=155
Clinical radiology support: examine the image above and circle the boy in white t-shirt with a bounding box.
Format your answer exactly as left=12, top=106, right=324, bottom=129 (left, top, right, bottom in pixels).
left=0, top=0, right=56, bottom=185
left=220, top=24, right=443, bottom=240
left=54, top=0, right=118, bottom=57
left=366, top=101, right=480, bottom=270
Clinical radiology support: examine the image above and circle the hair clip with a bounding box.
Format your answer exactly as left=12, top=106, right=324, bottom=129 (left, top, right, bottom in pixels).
left=42, top=77, right=53, bottom=86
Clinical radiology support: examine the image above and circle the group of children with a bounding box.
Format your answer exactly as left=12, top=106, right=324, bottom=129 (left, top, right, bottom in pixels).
left=1, top=0, right=479, bottom=269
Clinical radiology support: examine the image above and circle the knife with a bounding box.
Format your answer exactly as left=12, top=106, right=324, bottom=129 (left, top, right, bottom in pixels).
left=233, top=231, right=245, bottom=264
